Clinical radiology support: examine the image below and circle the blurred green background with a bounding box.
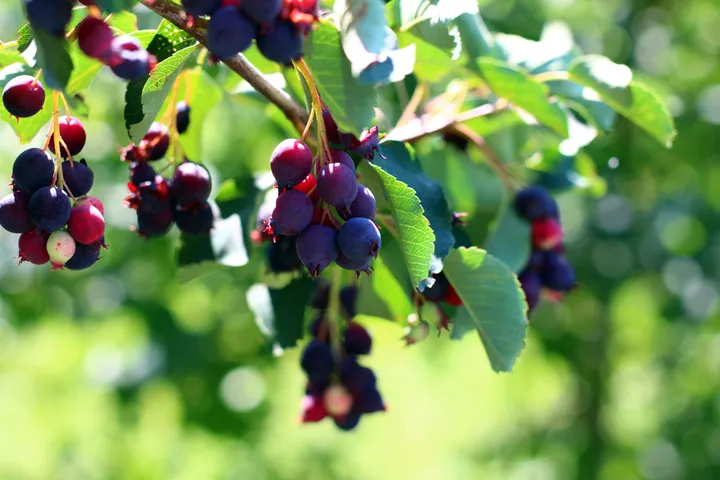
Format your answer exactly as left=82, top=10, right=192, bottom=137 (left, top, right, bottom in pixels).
left=0, top=0, right=718, bottom=479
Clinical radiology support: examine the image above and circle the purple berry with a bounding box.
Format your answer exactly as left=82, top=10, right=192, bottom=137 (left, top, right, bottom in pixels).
left=77, top=16, right=114, bottom=62
left=173, top=202, right=214, bottom=235
left=110, top=36, right=156, bottom=81
left=267, top=235, right=303, bottom=272
left=137, top=208, right=174, bottom=238
left=181, top=0, right=222, bottom=16
left=355, top=387, right=384, bottom=414
left=342, top=184, right=375, bottom=220
left=330, top=149, right=354, bottom=171
left=340, top=285, right=358, bottom=319
left=240, top=0, right=283, bottom=24
left=207, top=7, right=257, bottom=58
left=333, top=413, right=361, bottom=431
left=0, top=192, right=34, bottom=233
left=171, top=161, right=211, bottom=206
left=514, top=186, right=557, bottom=221
left=25, top=0, right=73, bottom=36
left=2, top=75, right=45, bottom=118
left=539, top=252, right=576, bottom=291
left=28, top=186, right=71, bottom=234
left=337, top=217, right=381, bottom=261
left=317, top=163, right=358, bottom=213
left=12, top=148, right=54, bottom=193
left=518, top=270, right=542, bottom=312
left=256, top=20, right=303, bottom=65
left=335, top=252, right=372, bottom=274
left=270, top=139, right=313, bottom=190
left=296, top=225, right=339, bottom=277
left=64, top=241, right=102, bottom=271
left=301, top=340, right=334, bottom=384
left=256, top=201, right=274, bottom=231
left=61, top=160, right=94, bottom=197
left=339, top=358, right=376, bottom=395
left=269, top=190, right=313, bottom=236
left=129, top=161, right=156, bottom=187
left=176, top=101, right=190, bottom=134
left=343, top=322, right=371, bottom=355
left=139, top=123, right=170, bottom=161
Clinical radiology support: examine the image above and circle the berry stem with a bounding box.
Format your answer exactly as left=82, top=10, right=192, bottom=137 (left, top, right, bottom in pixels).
left=50, top=91, right=66, bottom=190
left=326, top=265, right=344, bottom=364
left=292, top=58, right=332, bottom=168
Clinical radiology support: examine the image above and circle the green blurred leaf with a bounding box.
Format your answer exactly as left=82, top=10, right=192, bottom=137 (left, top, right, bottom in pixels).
left=392, top=0, right=479, bottom=53
left=567, top=55, right=676, bottom=147
left=33, top=28, right=73, bottom=91
left=0, top=44, right=25, bottom=70
left=398, top=33, right=455, bottom=82
left=334, top=0, right=387, bottom=65
left=485, top=208, right=531, bottom=274
left=476, top=58, right=568, bottom=137
left=443, top=247, right=527, bottom=372
left=106, top=10, right=138, bottom=34
left=17, top=24, right=32, bottom=53
left=96, top=0, right=138, bottom=13
left=359, top=160, right=435, bottom=289
left=177, top=69, right=225, bottom=161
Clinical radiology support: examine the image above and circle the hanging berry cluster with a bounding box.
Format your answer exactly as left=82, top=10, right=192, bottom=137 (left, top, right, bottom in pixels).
left=301, top=283, right=385, bottom=431
left=181, top=0, right=319, bottom=65
left=514, top=186, right=576, bottom=313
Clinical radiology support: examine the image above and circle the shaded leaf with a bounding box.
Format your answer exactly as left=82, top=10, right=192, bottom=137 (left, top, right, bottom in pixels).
left=33, top=28, right=73, bottom=91
left=485, top=207, right=531, bottom=274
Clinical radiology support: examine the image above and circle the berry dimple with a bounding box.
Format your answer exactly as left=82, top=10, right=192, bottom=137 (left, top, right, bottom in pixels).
left=2, top=75, right=45, bottom=118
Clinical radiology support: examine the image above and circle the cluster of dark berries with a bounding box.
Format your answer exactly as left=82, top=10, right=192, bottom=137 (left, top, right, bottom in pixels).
left=514, top=185, right=576, bottom=313
left=301, top=284, right=385, bottom=430
left=122, top=119, right=214, bottom=238
left=0, top=118, right=107, bottom=270
left=181, top=0, right=318, bottom=65
left=76, top=15, right=157, bottom=81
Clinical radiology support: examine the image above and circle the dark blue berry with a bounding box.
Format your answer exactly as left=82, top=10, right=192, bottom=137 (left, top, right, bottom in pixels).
left=301, top=340, right=334, bottom=384
left=181, top=0, right=222, bottom=16
left=257, top=20, right=303, bottom=65
left=137, top=208, right=174, bottom=238
left=337, top=218, right=381, bottom=261
left=334, top=413, right=361, bottom=431
left=340, top=358, right=376, bottom=395
left=176, top=101, right=190, bottom=134
left=28, top=186, right=71, bottom=234
left=207, top=7, right=257, bottom=59
left=343, top=322, right=371, bottom=355
left=308, top=316, right=328, bottom=339
left=240, top=0, right=283, bottom=24
left=130, top=162, right=156, bottom=187
left=25, top=0, right=73, bottom=36
left=61, top=160, right=94, bottom=197
left=296, top=225, right=339, bottom=277
left=354, top=387, right=384, bottom=414
left=514, top=186, right=556, bottom=221
left=421, top=272, right=450, bottom=302
left=340, top=286, right=358, bottom=319
left=12, top=148, right=54, bottom=194
left=539, top=251, right=576, bottom=291
left=269, top=190, right=313, bottom=236
left=0, top=191, right=34, bottom=233
left=64, top=242, right=101, bottom=271
left=342, top=184, right=376, bottom=220
left=335, top=253, right=372, bottom=274
left=267, top=235, right=303, bottom=273
left=173, top=202, right=214, bottom=235
left=518, top=270, right=542, bottom=312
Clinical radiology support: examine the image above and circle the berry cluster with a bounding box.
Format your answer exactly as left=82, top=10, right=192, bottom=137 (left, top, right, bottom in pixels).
left=514, top=186, right=576, bottom=313
left=122, top=117, right=215, bottom=238
left=0, top=119, right=106, bottom=270
left=262, top=136, right=380, bottom=278
left=182, top=0, right=319, bottom=65
left=301, top=284, right=385, bottom=430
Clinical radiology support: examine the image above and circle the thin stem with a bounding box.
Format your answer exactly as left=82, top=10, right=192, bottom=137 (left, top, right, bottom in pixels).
left=49, top=92, right=70, bottom=195
left=293, top=58, right=331, bottom=166
left=449, top=123, right=516, bottom=193
left=140, top=0, right=308, bottom=134
left=326, top=266, right=344, bottom=363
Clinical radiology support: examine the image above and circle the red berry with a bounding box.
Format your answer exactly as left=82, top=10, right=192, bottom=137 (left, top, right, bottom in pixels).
left=77, top=16, right=114, bottom=62
left=18, top=231, right=50, bottom=265
left=67, top=204, right=105, bottom=245
left=270, top=139, right=313, bottom=190
left=170, top=161, right=211, bottom=206
left=444, top=284, right=463, bottom=306
left=2, top=75, right=45, bottom=118
left=531, top=218, right=563, bottom=250
left=323, top=385, right=353, bottom=417
left=301, top=393, right=327, bottom=423
left=138, top=123, right=170, bottom=161
left=49, top=116, right=87, bottom=158
left=76, top=196, right=104, bottom=216
left=293, top=174, right=318, bottom=202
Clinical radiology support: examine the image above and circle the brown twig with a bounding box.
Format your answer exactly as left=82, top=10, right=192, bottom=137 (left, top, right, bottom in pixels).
left=140, top=0, right=309, bottom=134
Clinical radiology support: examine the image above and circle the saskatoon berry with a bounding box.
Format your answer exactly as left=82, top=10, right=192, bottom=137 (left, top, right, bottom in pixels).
left=330, top=149, right=355, bottom=171
left=256, top=21, right=303, bottom=65
left=301, top=393, right=328, bottom=423
left=317, top=163, right=359, bottom=213
left=539, top=251, right=576, bottom=291
left=110, top=36, right=156, bottom=81
left=514, top=185, right=556, bottom=221
left=176, top=101, right=190, bottom=134
left=207, top=7, right=257, bottom=59
left=49, top=116, right=86, bottom=158
left=270, top=139, right=313, bottom=190
left=310, top=282, right=330, bottom=310
left=355, top=387, right=385, bottom=414
left=339, top=358, right=376, bottom=395
left=344, top=322, right=371, bottom=355
left=0, top=192, right=34, bottom=234
left=335, top=252, right=372, bottom=274
left=340, top=285, right=358, bottom=319
left=68, top=204, right=105, bottom=245
left=181, top=0, right=222, bottom=16
left=334, top=413, right=361, bottom=431
left=269, top=190, right=313, bottom=236
left=293, top=174, right=319, bottom=203
left=173, top=203, right=214, bottom=234
left=342, top=184, right=375, bottom=220
left=18, top=231, right=50, bottom=265
left=240, top=0, right=283, bottom=24
left=444, top=284, right=463, bottom=306
left=301, top=340, right=334, bottom=384
left=267, top=235, right=303, bottom=272
left=337, top=217, right=381, bottom=261
left=64, top=241, right=101, bottom=271
left=171, top=161, right=211, bottom=206
left=46, top=230, right=76, bottom=270
left=2, top=75, right=45, bottom=118
left=24, top=0, right=73, bottom=36
left=127, top=177, right=172, bottom=214
left=518, top=270, right=542, bottom=312
left=29, top=186, right=71, bottom=234
left=137, top=208, right=174, bottom=238
left=129, top=161, right=156, bottom=187
left=526, top=249, right=547, bottom=272
left=76, top=196, right=104, bottom=216
left=296, top=225, right=339, bottom=277
left=77, top=16, right=114, bottom=62
left=323, top=385, right=353, bottom=417
left=531, top=218, right=563, bottom=250
left=308, top=315, right=328, bottom=339
left=421, top=272, right=450, bottom=302
left=12, top=148, right=54, bottom=193
left=61, top=160, right=94, bottom=196
left=139, top=123, right=170, bottom=161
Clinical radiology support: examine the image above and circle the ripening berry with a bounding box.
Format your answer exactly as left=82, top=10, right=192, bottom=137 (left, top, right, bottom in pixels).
left=2, top=75, right=45, bottom=118
left=518, top=270, right=542, bottom=312
left=137, top=208, right=174, bottom=238
left=270, top=139, right=313, bottom=190
left=61, top=160, right=94, bottom=196
left=138, top=123, right=170, bottom=161
left=539, top=252, right=576, bottom=292
left=531, top=218, right=563, bottom=250
left=421, top=272, right=450, bottom=302
left=337, top=217, right=381, bottom=260
left=296, top=225, right=339, bottom=277
left=171, top=161, right=211, bottom=206
left=49, top=116, right=86, bottom=158
left=301, top=393, right=327, bottom=423
left=342, top=184, right=375, bottom=220
left=339, top=358, right=376, bottom=395
left=77, top=16, right=114, bottom=62
left=46, top=230, right=76, bottom=270
left=181, top=0, right=222, bottom=17
left=12, top=148, right=54, bottom=194
left=403, top=320, right=430, bottom=345
left=29, top=187, right=71, bottom=234
left=64, top=241, right=102, bottom=271
left=18, top=231, right=50, bottom=265
left=301, top=340, right=334, bottom=384
left=330, top=149, right=355, bottom=171
left=323, top=385, right=353, bottom=417
left=207, top=7, right=257, bottom=58
left=293, top=174, right=319, bottom=203
left=0, top=192, right=34, bottom=234
left=174, top=203, right=214, bottom=235
left=24, top=0, right=73, bottom=36
left=67, top=204, right=105, bottom=245
left=256, top=20, right=303, bottom=65
left=333, top=413, right=361, bottom=431
left=76, top=196, right=104, bottom=216
left=343, top=322, right=371, bottom=355
left=514, top=185, right=557, bottom=221
left=269, top=190, right=313, bottom=236
left=176, top=101, right=190, bottom=134
left=110, top=36, right=157, bottom=80
left=317, top=163, right=359, bottom=213
left=240, top=0, right=283, bottom=24
left=267, top=235, right=303, bottom=273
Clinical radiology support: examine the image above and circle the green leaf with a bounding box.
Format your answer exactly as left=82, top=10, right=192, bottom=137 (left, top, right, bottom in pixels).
left=0, top=44, right=25, bottom=70
left=0, top=64, right=53, bottom=143
left=567, top=55, right=676, bottom=148
left=475, top=58, right=568, bottom=138
left=334, top=0, right=387, bottom=68
left=304, top=22, right=377, bottom=135
left=443, top=247, right=527, bottom=372
left=393, top=0, right=479, bottom=53
left=106, top=10, right=138, bottom=34
left=398, top=33, right=455, bottom=82
left=359, top=160, right=435, bottom=289
left=371, top=141, right=455, bottom=259
left=33, top=28, right=73, bottom=91
left=95, top=0, right=138, bottom=13
left=177, top=69, right=225, bottom=161
left=485, top=207, right=531, bottom=274
left=454, top=12, right=503, bottom=60
left=17, top=25, right=32, bottom=53
left=247, top=278, right=316, bottom=349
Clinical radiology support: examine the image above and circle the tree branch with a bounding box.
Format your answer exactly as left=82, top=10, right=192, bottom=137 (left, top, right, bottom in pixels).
left=140, top=0, right=309, bottom=134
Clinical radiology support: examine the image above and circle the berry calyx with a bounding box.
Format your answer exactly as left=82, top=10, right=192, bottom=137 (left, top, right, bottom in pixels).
left=18, top=231, right=50, bottom=265
left=0, top=192, right=34, bottom=234
left=2, top=75, right=45, bottom=118
left=171, top=161, right=212, bottom=206
left=296, top=225, right=339, bottom=277
left=270, top=139, right=313, bottom=190
left=67, top=204, right=105, bottom=245
left=61, top=160, right=94, bottom=196
left=46, top=230, right=76, bottom=270
left=49, top=116, right=87, bottom=158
